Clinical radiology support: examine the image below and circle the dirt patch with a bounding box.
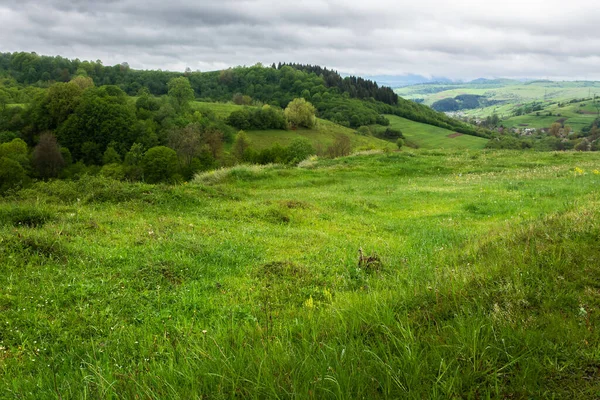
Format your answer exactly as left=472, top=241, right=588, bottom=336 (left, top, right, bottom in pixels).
left=555, top=118, right=567, bottom=124
left=580, top=110, right=598, bottom=115
left=448, top=133, right=463, bottom=138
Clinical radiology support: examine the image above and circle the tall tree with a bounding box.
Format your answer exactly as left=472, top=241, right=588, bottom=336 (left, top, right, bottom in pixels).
left=33, top=132, right=65, bottom=179
left=167, top=77, right=194, bottom=112
left=284, top=98, right=316, bottom=129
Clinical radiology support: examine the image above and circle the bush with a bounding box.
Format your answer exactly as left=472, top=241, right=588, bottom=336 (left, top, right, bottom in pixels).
left=286, top=138, right=315, bottom=164
left=356, top=126, right=371, bottom=136
left=100, top=163, right=126, bottom=180
left=0, top=156, right=28, bottom=194
left=326, top=135, right=352, bottom=158
left=376, top=128, right=404, bottom=140
left=285, top=98, right=316, bottom=129
left=142, top=146, right=179, bottom=183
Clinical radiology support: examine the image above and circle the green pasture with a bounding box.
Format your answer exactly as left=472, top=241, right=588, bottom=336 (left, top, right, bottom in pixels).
left=385, top=114, right=488, bottom=149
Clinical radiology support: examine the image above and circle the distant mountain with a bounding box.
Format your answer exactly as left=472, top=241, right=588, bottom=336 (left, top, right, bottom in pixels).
left=360, top=74, right=455, bottom=88
left=468, top=78, right=526, bottom=85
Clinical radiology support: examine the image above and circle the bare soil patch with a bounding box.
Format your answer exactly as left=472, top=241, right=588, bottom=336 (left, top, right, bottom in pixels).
left=448, top=133, right=463, bottom=138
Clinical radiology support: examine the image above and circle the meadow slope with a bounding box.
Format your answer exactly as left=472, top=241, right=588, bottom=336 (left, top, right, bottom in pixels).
left=1, top=150, right=600, bottom=398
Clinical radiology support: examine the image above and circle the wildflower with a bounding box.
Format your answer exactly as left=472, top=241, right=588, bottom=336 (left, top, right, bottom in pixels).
left=593, top=170, right=600, bottom=175
left=304, top=296, right=315, bottom=309
left=574, top=167, right=584, bottom=175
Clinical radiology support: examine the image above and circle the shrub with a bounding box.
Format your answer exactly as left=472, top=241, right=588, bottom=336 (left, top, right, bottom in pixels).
left=0, top=156, right=28, bottom=194
left=286, top=138, right=314, bottom=164
left=326, top=135, right=352, bottom=158
left=142, top=146, right=179, bottom=183
left=100, top=163, right=126, bottom=180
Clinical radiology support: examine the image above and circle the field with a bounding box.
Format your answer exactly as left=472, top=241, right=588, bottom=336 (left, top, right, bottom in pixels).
left=2, top=150, right=600, bottom=398
left=243, top=118, right=394, bottom=151
left=395, top=80, right=600, bottom=133
left=192, top=101, right=246, bottom=119
left=385, top=115, right=488, bottom=149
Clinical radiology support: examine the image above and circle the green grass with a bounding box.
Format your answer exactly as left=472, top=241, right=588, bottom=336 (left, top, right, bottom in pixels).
left=244, top=118, right=394, bottom=151
left=190, top=101, right=394, bottom=152
left=191, top=101, right=247, bottom=119
left=385, top=114, right=488, bottom=149
left=2, top=150, right=600, bottom=398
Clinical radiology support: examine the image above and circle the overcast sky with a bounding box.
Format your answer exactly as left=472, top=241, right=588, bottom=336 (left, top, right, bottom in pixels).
left=1, top=0, right=599, bottom=81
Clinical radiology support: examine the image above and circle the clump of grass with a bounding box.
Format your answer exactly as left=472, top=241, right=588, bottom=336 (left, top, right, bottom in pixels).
left=297, top=155, right=319, bottom=168
left=17, top=175, right=154, bottom=204
left=194, top=164, right=279, bottom=185
left=0, top=205, right=54, bottom=228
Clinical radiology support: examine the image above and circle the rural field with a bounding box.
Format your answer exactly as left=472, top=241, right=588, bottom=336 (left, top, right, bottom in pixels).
left=384, top=115, right=488, bottom=149
left=395, top=80, right=600, bottom=134
left=2, top=149, right=600, bottom=398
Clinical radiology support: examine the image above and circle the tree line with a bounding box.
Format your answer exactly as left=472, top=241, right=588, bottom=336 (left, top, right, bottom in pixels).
left=0, top=52, right=490, bottom=135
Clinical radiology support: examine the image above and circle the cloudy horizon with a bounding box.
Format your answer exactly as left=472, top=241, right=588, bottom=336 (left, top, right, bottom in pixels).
left=2, top=0, right=599, bottom=82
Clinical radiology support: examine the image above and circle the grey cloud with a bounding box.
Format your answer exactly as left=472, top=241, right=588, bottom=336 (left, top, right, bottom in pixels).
left=1, top=0, right=600, bottom=80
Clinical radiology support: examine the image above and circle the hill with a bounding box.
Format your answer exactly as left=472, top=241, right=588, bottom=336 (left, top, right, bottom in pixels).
left=2, top=150, right=600, bottom=397
left=0, top=52, right=489, bottom=139
left=385, top=115, right=488, bottom=149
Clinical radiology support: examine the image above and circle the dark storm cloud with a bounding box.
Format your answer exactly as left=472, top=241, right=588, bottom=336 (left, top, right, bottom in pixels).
left=1, top=0, right=599, bottom=80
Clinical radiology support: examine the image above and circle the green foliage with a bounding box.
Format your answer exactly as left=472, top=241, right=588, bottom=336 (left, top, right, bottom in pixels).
left=226, top=105, right=287, bottom=130
left=32, top=132, right=65, bottom=179
left=356, top=126, right=371, bottom=136
left=376, top=127, right=404, bottom=140
left=232, top=130, right=251, bottom=161
left=142, top=146, right=179, bottom=183
left=0, top=156, right=27, bottom=193
left=100, top=163, right=126, bottom=180
left=168, top=77, right=195, bottom=111
left=286, top=137, right=314, bottom=164
left=326, top=134, right=352, bottom=157
left=396, top=138, right=404, bottom=149
left=102, top=145, right=122, bottom=165
left=0, top=137, right=29, bottom=169
left=57, top=86, right=136, bottom=161
left=284, top=98, right=316, bottom=129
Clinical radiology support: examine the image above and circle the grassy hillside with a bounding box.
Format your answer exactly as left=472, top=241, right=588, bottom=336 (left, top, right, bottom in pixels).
left=192, top=101, right=395, bottom=151
left=2, top=150, right=600, bottom=398
left=385, top=114, right=488, bottom=149
left=244, top=118, right=394, bottom=151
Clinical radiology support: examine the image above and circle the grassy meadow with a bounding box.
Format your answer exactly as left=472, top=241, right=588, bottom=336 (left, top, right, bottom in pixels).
left=385, top=115, right=488, bottom=149
left=243, top=118, right=394, bottom=151
left=1, top=150, right=600, bottom=398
